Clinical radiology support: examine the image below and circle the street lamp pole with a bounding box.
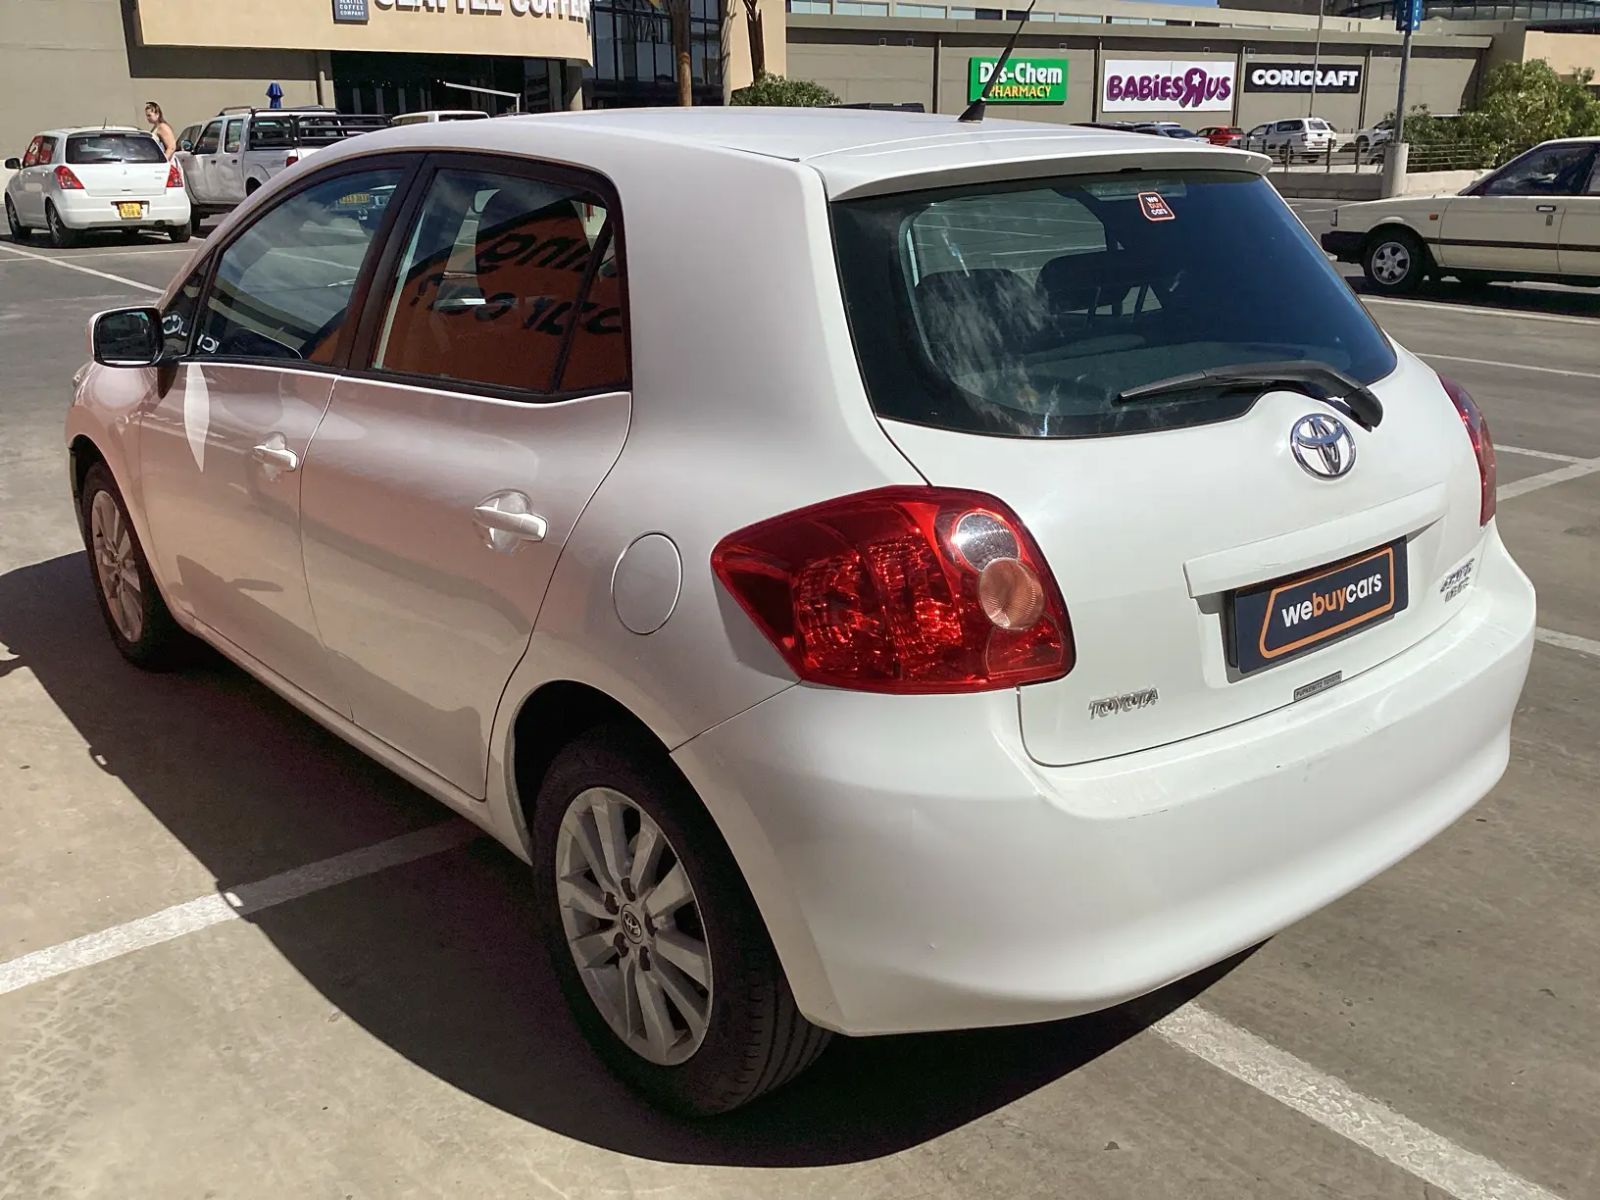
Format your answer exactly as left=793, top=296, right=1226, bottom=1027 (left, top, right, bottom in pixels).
left=1308, top=0, right=1325, bottom=118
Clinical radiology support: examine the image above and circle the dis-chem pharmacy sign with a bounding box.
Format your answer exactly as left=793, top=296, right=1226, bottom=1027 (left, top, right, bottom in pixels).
left=967, top=57, right=1068, bottom=104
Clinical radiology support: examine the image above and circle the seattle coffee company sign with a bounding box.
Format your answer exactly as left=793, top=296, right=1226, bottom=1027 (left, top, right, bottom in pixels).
left=1243, top=62, right=1364, bottom=94
left=1101, top=60, right=1235, bottom=113
left=372, top=0, right=592, bottom=20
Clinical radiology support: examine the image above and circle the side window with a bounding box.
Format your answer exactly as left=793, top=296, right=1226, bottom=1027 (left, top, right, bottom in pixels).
left=161, top=262, right=208, bottom=358
left=1587, top=157, right=1600, bottom=196
left=1483, top=145, right=1595, bottom=197
left=223, top=119, right=243, bottom=154
left=1275, top=121, right=1300, bottom=133
left=248, top=118, right=292, bottom=150
left=36, top=137, right=57, bottom=163
left=196, top=167, right=402, bottom=363
left=21, top=137, right=42, bottom=168
left=195, top=121, right=222, bottom=155
left=371, top=167, right=626, bottom=395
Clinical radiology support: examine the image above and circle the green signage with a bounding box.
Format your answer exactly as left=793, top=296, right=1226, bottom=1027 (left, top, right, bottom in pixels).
left=967, top=57, right=1069, bottom=104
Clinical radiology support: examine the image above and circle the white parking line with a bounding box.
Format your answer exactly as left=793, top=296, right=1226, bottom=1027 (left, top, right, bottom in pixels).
left=1153, top=1006, right=1561, bottom=1200
left=0, top=246, right=194, bottom=263
left=1536, top=627, right=1600, bottom=660
left=1498, top=455, right=1600, bottom=501
left=0, top=242, right=162, bottom=294
left=1420, top=353, right=1600, bottom=382
left=1364, top=295, right=1600, bottom=327
left=1496, top=445, right=1585, bottom=465
left=0, top=821, right=476, bottom=997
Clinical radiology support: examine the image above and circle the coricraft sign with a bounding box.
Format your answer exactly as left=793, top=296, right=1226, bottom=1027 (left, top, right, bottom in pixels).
left=1102, top=59, right=1235, bottom=112
left=1243, top=62, right=1363, bottom=94
left=967, top=57, right=1068, bottom=104
left=374, top=0, right=591, bottom=17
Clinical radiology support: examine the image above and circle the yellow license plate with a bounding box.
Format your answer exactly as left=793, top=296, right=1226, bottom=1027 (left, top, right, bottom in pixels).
left=338, top=193, right=372, bottom=207
left=117, top=202, right=144, bottom=219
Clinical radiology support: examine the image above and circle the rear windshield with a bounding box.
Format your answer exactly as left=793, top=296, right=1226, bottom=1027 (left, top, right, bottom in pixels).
left=831, top=170, right=1396, bottom=438
left=1309, top=118, right=1332, bottom=130
left=66, top=134, right=164, bottom=164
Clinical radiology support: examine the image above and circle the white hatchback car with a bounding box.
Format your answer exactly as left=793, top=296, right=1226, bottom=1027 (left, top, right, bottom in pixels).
left=6, top=127, right=191, bottom=246
left=69, top=110, right=1534, bottom=1114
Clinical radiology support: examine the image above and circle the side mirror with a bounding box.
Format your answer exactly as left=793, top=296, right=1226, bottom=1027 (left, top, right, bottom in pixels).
left=91, top=307, right=165, bottom=367
left=179, top=139, right=193, bottom=153
left=3, top=158, right=20, bottom=171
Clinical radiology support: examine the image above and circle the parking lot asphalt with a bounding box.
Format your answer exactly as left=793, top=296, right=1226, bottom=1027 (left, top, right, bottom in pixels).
left=2, top=223, right=1598, bottom=1200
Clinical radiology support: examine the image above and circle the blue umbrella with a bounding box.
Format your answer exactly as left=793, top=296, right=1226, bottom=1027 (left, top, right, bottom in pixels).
left=267, top=81, right=283, bottom=110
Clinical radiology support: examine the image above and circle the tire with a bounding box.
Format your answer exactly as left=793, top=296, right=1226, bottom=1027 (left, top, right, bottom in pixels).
left=4, top=196, right=30, bottom=241
left=1362, top=228, right=1428, bottom=295
left=46, top=201, right=79, bottom=248
left=169, top=223, right=192, bottom=243
left=79, top=463, right=188, bottom=670
left=532, top=725, right=830, bottom=1115
left=190, top=209, right=204, bottom=234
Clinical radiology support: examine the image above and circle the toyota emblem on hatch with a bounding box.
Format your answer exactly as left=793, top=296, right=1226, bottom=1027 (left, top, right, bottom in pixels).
left=1290, top=413, right=1357, bottom=479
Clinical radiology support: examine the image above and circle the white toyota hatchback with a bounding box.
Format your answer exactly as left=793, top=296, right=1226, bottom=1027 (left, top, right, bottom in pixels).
left=6, top=127, right=192, bottom=246
left=68, top=109, right=1534, bottom=1114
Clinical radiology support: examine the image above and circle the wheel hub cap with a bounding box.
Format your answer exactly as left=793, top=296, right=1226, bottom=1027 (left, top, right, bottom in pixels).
left=90, top=491, right=143, bottom=643
left=1374, top=243, right=1409, bottom=284
left=555, top=787, right=713, bottom=1066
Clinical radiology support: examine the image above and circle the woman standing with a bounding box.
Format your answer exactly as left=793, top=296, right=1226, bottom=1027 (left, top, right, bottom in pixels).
left=145, top=102, right=177, bottom=158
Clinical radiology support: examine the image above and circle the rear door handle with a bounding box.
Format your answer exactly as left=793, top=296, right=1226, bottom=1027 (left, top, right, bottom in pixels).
left=251, top=441, right=300, bottom=472
left=473, top=490, right=548, bottom=552
left=1536, top=204, right=1559, bottom=212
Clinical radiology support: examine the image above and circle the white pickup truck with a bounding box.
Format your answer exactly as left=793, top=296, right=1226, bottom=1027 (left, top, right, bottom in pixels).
left=175, top=106, right=388, bottom=229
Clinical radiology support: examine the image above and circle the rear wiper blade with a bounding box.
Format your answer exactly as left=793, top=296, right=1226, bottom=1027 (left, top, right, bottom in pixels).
left=1113, top=360, right=1383, bottom=430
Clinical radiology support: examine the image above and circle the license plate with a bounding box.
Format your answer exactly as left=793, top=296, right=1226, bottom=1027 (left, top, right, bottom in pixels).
left=1228, top=540, right=1408, bottom=675
left=117, top=202, right=144, bottom=219
left=337, top=192, right=373, bottom=207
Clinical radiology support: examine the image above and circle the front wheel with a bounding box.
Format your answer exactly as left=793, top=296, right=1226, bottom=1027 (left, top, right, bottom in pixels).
left=79, top=463, right=188, bottom=669
left=1363, top=229, right=1428, bottom=294
left=533, top=725, right=830, bottom=1115
left=46, top=202, right=78, bottom=248
left=5, top=196, right=30, bottom=240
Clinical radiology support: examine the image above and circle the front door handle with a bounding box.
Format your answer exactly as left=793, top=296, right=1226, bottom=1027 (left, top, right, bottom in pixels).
left=251, top=440, right=300, bottom=472
left=1536, top=204, right=1558, bottom=212
left=473, top=490, right=548, bottom=552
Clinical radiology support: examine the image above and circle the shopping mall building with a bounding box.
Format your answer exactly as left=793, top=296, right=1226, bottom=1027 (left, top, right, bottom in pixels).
left=1, top=0, right=1596, bottom=155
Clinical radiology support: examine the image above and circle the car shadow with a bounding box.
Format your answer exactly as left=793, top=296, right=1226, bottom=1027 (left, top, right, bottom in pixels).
left=1345, top=273, right=1600, bottom=319
left=0, top=551, right=1253, bottom=1166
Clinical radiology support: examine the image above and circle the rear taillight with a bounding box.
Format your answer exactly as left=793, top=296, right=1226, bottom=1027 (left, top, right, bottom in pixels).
left=1441, top=376, right=1496, bottom=525
left=711, top=487, right=1074, bottom=694
left=165, top=162, right=183, bottom=189
left=54, top=165, right=83, bottom=190
left=285, top=152, right=300, bottom=168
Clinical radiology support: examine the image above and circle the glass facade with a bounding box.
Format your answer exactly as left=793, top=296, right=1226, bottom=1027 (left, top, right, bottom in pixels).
left=586, top=0, right=725, bottom=108
left=1335, top=0, right=1600, bottom=16
left=333, top=51, right=567, bottom=115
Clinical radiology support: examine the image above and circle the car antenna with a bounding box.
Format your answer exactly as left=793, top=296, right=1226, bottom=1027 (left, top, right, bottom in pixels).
left=958, top=0, right=1039, bottom=124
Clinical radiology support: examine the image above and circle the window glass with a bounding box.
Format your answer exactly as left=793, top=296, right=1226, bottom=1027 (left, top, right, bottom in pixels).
left=224, top=119, right=244, bottom=154
left=21, top=137, right=43, bottom=168
left=248, top=117, right=293, bottom=149
left=1275, top=120, right=1301, bottom=132
left=195, top=121, right=222, bottom=155
left=1483, top=144, right=1595, bottom=196
left=373, top=168, right=625, bottom=395
left=161, top=263, right=208, bottom=359
left=66, top=134, right=165, bottom=164
left=34, top=137, right=57, bottom=164
left=832, top=171, right=1396, bottom=439
left=196, top=167, right=401, bottom=363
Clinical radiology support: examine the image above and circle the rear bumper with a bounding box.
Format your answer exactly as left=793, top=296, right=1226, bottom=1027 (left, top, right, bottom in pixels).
left=674, top=527, right=1534, bottom=1035
left=56, top=190, right=191, bottom=229
left=1322, top=230, right=1364, bottom=263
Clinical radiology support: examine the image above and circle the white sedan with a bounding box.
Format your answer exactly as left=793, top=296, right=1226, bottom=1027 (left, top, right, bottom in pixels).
left=1323, top=136, right=1600, bottom=292
left=67, top=110, right=1533, bottom=1113
left=5, top=126, right=191, bottom=246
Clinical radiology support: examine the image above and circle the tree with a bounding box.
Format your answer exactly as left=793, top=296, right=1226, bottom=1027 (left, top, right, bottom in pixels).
left=731, top=72, right=841, bottom=107
left=642, top=0, right=693, bottom=106
left=1456, top=60, right=1600, bottom=165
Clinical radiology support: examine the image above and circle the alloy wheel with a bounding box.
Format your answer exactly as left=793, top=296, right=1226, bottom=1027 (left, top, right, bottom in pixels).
left=555, top=786, right=713, bottom=1066
left=1371, top=241, right=1411, bottom=286
left=90, top=490, right=144, bottom=644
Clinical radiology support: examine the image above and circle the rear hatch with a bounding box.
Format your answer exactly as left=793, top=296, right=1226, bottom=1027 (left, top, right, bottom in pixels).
left=65, top=133, right=170, bottom=199
left=831, top=164, right=1487, bottom=766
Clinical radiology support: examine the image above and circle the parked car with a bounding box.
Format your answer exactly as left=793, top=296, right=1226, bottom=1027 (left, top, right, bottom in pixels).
left=1322, top=136, right=1600, bottom=293
left=1199, top=125, right=1244, bottom=146
left=176, top=105, right=389, bottom=229
left=1240, top=117, right=1338, bottom=160
left=389, top=109, right=490, bottom=126
left=1129, top=122, right=1202, bottom=140
left=4, top=127, right=190, bottom=246
left=69, top=110, right=1533, bottom=1115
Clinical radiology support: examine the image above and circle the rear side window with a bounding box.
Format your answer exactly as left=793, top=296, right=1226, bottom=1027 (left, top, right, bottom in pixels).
left=196, top=167, right=402, bottom=363
left=371, top=167, right=625, bottom=396
left=66, top=134, right=165, bottom=164
left=248, top=117, right=292, bottom=149
left=224, top=119, right=244, bottom=154
left=832, top=171, right=1396, bottom=438
left=1275, top=120, right=1302, bottom=132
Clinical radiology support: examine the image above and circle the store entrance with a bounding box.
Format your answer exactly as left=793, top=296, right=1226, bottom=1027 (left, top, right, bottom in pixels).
left=331, top=52, right=576, bottom=116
